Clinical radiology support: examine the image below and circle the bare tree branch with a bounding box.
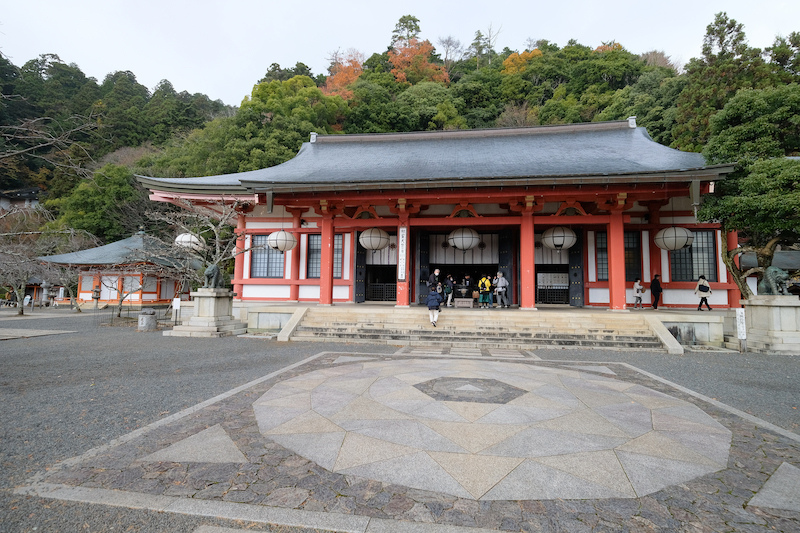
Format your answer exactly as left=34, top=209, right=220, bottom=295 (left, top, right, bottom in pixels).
left=0, top=112, right=104, bottom=178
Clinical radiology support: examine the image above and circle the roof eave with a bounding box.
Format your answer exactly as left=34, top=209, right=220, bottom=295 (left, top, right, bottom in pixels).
left=243, top=165, right=735, bottom=195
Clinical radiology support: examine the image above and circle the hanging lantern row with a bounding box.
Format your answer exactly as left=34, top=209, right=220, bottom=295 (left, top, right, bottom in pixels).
left=541, top=226, right=577, bottom=250
left=448, top=227, right=481, bottom=251
left=359, top=228, right=391, bottom=250
left=654, top=227, right=694, bottom=251
left=262, top=225, right=692, bottom=258
left=266, top=230, right=297, bottom=252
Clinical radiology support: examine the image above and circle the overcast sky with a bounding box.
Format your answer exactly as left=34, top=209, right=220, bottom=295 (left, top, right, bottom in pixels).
left=2, top=1, right=798, bottom=106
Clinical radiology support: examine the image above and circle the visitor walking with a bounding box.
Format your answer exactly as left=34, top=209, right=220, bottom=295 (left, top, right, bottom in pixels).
left=650, top=274, right=662, bottom=310
left=695, top=275, right=712, bottom=311
left=444, top=274, right=454, bottom=307
left=478, top=274, right=493, bottom=308
left=494, top=271, right=510, bottom=308
left=426, top=285, right=444, bottom=326
left=428, top=268, right=442, bottom=293
left=633, top=278, right=644, bottom=309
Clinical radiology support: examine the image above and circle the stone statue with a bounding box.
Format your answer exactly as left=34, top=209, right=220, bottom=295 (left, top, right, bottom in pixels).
left=203, top=264, right=225, bottom=289
left=757, top=266, right=790, bottom=295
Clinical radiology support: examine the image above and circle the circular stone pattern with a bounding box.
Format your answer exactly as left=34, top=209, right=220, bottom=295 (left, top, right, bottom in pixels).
left=252, top=359, right=732, bottom=500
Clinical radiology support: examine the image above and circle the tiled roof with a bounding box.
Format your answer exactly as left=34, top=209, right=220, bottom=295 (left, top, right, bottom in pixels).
left=39, top=232, right=194, bottom=268
left=137, top=121, right=733, bottom=195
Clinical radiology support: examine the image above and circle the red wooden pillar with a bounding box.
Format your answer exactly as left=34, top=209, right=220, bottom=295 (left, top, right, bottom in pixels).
left=519, top=212, right=537, bottom=310
left=607, top=211, right=627, bottom=310
left=233, top=213, right=246, bottom=300
left=289, top=212, right=302, bottom=302
left=726, top=229, right=742, bottom=307
left=395, top=216, right=411, bottom=307
left=319, top=214, right=335, bottom=305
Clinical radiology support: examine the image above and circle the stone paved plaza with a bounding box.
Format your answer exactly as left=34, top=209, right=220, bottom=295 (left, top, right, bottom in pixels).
left=15, top=341, right=800, bottom=532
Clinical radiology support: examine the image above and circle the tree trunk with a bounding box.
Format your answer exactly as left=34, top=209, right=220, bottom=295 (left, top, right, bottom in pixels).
left=720, top=231, right=754, bottom=299
left=756, top=236, right=781, bottom=270
left=13, top=286, right=25, bottom=316
left=66, top=285, right=81, bottom=312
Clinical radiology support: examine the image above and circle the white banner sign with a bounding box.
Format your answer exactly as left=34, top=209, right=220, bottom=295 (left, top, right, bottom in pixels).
left=173, top=297, right=181, bottom=310
left=396, top=226, right=408, bottom=282
left=735, top=308, right=746, bottom=340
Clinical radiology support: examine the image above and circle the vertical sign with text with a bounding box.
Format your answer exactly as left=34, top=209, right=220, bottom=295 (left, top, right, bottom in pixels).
left=396, top=226, right=407, bottom=282
left=736, top=308, right=746, bottom=340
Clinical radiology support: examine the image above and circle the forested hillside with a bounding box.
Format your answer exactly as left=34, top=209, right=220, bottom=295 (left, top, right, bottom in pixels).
left=1, top=12, right=798, bottom=249
left=0, top=54, right=234, bottom=192
left=136, top=12, right=799, bottom=181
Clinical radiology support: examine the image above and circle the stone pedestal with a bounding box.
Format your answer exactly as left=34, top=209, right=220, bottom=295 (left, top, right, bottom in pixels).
left=137, top=309, right=158, bottom=332
left=742, top=296, right=800, bottom=354
left=164, top=288, right=247, bottom=337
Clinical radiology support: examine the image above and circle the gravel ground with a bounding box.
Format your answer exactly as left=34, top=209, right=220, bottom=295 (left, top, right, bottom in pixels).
left=1, top=308, right=798, bottom=532
left=0, top=309, right=396, bottom=532
left=534, top=348, right=800, bottom=434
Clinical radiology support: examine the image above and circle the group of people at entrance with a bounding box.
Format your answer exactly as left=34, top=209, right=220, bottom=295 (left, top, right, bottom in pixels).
left=426, top=268, right=510, bottom=326
left=632, top=275, right=712, bottom=311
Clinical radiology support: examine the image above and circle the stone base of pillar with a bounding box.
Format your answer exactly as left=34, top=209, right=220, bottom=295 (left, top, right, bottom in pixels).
left=164, top=288, right=247, bottom=337
left=741, top=296, right=800, bottom=354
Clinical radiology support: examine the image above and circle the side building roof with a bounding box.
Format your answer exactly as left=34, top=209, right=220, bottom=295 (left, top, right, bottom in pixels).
left=137, top=121, right=734, bottom=195
left=39, top=232, right=198, bottom=269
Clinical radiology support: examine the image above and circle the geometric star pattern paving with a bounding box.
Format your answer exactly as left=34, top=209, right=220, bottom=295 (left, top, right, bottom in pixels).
left=253, top=358, right=732, bottom=500
left=413, top=376, right=527, bottom=404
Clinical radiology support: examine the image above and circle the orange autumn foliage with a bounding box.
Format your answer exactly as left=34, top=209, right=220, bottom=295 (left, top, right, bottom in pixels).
left=322, top=50, right=364, bottom=100
left=388, top=38, right=449, bottom=85
left=594, top=42, right=625, bottom=53
left=501, top=49, right=543, bottom=74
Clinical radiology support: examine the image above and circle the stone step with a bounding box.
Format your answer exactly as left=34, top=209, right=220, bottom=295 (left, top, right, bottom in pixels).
left=289, top=331, right=662, bottom=350
left=165, top=327, right=248, bottom=338
left=294, top=325, right=655, bottom=338
left=303, top=307, right=642, bottom=319
left=300, top=318, right=649, bottom=330
left=292, top=307, right=665, bottom=350
left=291, top=328, right=662, bottom=344
left=723, top=336, right=742, bottom=351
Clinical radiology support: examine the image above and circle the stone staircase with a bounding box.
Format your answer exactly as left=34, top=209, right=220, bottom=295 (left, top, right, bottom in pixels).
left=288, top=306, right=666, bottom=350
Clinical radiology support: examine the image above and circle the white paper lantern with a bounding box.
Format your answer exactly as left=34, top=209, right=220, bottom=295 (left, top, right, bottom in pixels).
left=654, top=227, right=694, bottom=251
left=359, top=228, right=390, bottom=250
left=266, top=230, right=297, bottom=252
left=174, top=232, right=205, bottom=252
left=447, top=228, right=481, bottom=251
left=541, top=227, right=577, bottom=250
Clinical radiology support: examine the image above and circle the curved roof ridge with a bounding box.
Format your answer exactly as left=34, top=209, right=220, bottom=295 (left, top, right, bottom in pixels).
left=314, top=120, right=631, bottom=144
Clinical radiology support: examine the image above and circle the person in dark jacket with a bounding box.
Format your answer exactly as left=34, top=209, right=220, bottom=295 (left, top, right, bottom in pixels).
left=426, top=285, right=444, bottom=326
left=428, top=268, right=441, bottom=291
left=650, top=274, right=662, bottom=310
left=444, top=274, right=455, bottom=307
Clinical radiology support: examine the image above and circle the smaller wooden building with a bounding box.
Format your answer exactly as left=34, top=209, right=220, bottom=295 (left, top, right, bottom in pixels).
left=40, top=231, right=191, bottom=306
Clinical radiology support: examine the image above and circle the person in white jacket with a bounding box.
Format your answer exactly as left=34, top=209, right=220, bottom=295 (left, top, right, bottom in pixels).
left=694, top=275, right=712, bottom=311
left=633, top=278, right=644, bottom=309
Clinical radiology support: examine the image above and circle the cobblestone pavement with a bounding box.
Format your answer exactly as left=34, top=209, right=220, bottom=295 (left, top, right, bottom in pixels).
left=11, top=333, right=800, bottom=533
